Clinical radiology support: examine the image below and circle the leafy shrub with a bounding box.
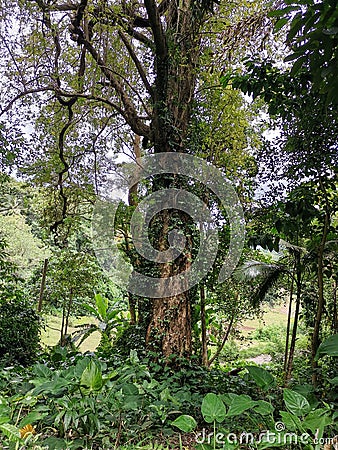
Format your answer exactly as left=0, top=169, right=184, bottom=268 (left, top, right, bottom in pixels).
left=0, top=299, right=41, bottom=366
left=251, top=324, right=286, bottom=343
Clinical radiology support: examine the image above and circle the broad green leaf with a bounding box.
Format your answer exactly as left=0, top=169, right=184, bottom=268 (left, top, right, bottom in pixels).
left=220, top=393, right=237, bottom=405
left=201, top=393, right=226, bottom=423
left=280, top=411, right=302, bottom=431
left=246, top=366, right=275, bottom=391
left=123, top=394, right=142, bottom=411
left=315, top=334, right=338, bottom=359
left=329, top=376, right=338, bottom=385
left=283, top=389, right=311, bottom=417
left=63, top=410, right=73, bottom=432
left=82, top=303, right=100, bottom=319
left=122, top=383, right=139, bottom=395
left=172, top=415, right=197, bottom=432
left=0, top=416, right=11, bottom=425
left=32, top=378, right=69, bottom=396
left=253, top=400, right=274, bottom=416
left=95, top=293, right=108, bottom=320
left=42, top=437, right=68, bottom=449
left=32, top=363, right=52, bottom=378
left=80, top=360, right=103, bottom=393
left=274, top=18, right=289, bottom=32
left=227, top=394, right=256, bottom=417
left=19, top=410, right=47, bottom=428
left=303, top=410, right=332, bottom=433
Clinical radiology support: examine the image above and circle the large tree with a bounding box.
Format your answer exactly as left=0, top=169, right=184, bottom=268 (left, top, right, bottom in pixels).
left=0, top=0, right=271, bottom=358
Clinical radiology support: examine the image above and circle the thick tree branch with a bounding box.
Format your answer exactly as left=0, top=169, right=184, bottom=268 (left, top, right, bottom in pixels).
left=143, top=0, right=167, bottom=57
left=118, top=30, right=154, bottom=99
left=50, top=96, right=77, bottom=241
left=78, top=38, right=150, bottom=136
left=64, top=0, right=150, bottom=137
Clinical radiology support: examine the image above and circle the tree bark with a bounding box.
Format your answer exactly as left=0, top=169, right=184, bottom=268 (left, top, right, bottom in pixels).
left=200, top=285, right=208, bottom=366
left=333, top=278, right=338, bottom=333
left=37, top=258, right=48, bottom=313
left=312, top=181, right=330, bottom=386
left=284, top=262, right=295, bottom=379
left=208, top=312, right=235, bottom=367
left=285, top=255, right=301, bottom=385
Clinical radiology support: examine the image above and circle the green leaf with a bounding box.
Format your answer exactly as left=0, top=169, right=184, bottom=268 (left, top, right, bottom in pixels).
left=123, top=394, right=142, bottom=411
left=42, top=437, right=68, bottom=449
left=253, top=400, right=274, bottom=416
left=329, top=376, right=338, bottom=385
left=32, top=363, right=52, bottom=378
left=246, top=366, right=275, bottom=390
left=285, top=52, right=302, bottom=62
left=227, top=394, right=256, bottom=417
left=303, top=410, right=332, bottom=433
left=80, top=360, right=103, bottom=394
left=315, top=334, right=338, bottom=359
left=32, top=378, right=69, bottom=396
left=82, top=303, right=100, bottom=319
left=283, top=389, right=311, bottom=417
left=0, top=423, right=20, bottom=441
left=201, top=393, right=226, bottom=423
left=0, top=416, right=11, bottom=425
left=19, top=410, right=47, bottom=428
left=291, top=55, right=307, bottom=75
left=95, top=293, right=108, bottom=320
left=280, top=411, right=302, bottom=431
left=274, top=18, right=289, bottom=32
left=172, top=415, right=197, bottom=432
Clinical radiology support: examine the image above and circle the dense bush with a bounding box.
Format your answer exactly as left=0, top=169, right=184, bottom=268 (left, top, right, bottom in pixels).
left=0, top=299, right=41, bottom=366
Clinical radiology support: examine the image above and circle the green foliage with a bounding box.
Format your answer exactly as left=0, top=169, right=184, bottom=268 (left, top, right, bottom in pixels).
left=246, top=366, right=276, bottom=391
left=0, top=299, right=41, bottom=366
left=315, top=333, right=338, bottom=359
left=74, top=293, right=127, bottom=351
left=270, top=0, right=338, bottom=104
left=201, top=393, right=227, bottom=423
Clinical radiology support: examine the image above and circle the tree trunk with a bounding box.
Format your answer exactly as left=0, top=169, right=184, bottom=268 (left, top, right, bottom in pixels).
left=333, top=278, right=338, bottom=333
left=208, top=312, right=235, bottom=367
left=312, top=181, right=330, bottom=386
left=143, top=0, right=201, bottom=359
left=284, top=263, right=295, bottom=375
left=200, top=285, right=208, bottom=366
left=37, top=258, right=48, bottom=313
left=285, top=257, right=301, bottom=385
left=145, top=209, right=193, bottom=358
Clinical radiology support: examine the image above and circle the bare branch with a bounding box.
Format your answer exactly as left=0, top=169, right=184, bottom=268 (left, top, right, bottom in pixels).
left=0, top=87, right=53, bottom=117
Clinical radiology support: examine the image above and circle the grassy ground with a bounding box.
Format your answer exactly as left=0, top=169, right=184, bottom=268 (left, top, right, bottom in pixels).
left=41, top=314, right=100, bottom=352
left=237, top=302, right=309, bottom=361
left=41, top=302, right=308, bottom=359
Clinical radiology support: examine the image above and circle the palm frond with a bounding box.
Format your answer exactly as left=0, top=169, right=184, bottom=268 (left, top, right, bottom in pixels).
left=235, top=260, right=287, bottom=307
left=252, top=268, right=285, bottom=307
left=234, top=260, right=284, bottom=280
left=279, top=239, right=307, bottom=255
